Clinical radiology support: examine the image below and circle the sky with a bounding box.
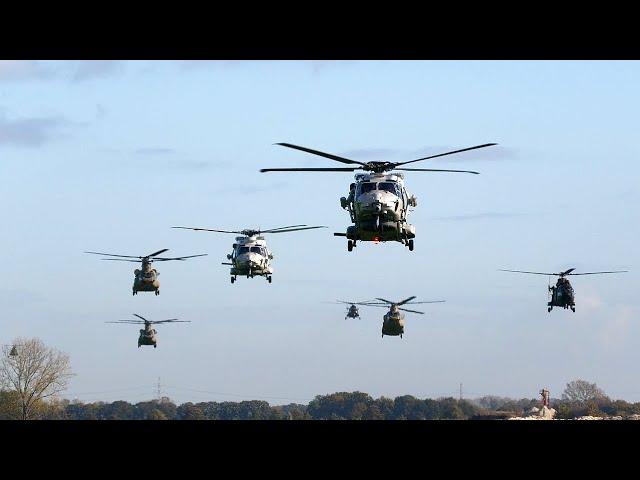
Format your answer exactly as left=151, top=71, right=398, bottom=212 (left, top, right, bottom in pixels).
left=0, top=60, right=639, bottom=405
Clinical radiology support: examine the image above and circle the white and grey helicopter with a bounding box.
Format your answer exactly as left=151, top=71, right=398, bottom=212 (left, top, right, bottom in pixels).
left=172, top=225, right=326, bottom=283
left=261, top=142, right=496, bottom=251
left=85, top=249, right=207, bottom=295
left=106, top=314, right=190, bottom=348
left=348, top=296, right=445, bottom=338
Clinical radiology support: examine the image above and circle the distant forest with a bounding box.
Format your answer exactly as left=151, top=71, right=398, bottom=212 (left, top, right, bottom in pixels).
left=3, top=388, right=640, bottom=420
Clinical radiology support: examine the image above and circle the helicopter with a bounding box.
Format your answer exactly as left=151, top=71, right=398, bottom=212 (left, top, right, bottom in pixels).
left=260, top=142, right=496, bottom=251
left=499, top=268, right=628, bottom=312
left=106, top=314, right=190, bottom=348
left=84, top=249, right=207, bottom=295
left=356, top=296, right=445, bottom=338
left=172, top=225, right=327, bottom=283
left=335, top=300, right=363, bottom=320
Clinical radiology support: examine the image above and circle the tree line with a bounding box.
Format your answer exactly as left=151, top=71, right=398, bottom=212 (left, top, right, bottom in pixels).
left=2, top=337, right=639, bottom=420
left=3, top=387, right=640, bottom=420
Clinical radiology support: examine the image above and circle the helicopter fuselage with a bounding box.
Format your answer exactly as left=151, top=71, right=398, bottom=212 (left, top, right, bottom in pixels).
left=138, top=327, right=157, bottom=347
left=382, top=306, right=405, bottom=337
left=228, top=236, right=274, bottom=282
left=346, top=305, right=360, bottom=319
left=340, top=173, right=416, bottom=249
left=548, top=278, right=575, bottom=312
left=133, top=262, right=160, bottom=294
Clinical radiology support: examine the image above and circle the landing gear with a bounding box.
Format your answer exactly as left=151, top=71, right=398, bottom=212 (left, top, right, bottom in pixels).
left=381, top=333, right=384, bottom=338
left=400, top=334, right=403, bottom=339
left=268, top=276, right=272, bottom=283
left=548, top=306, right=552, bottom=312
left=154, top=344, right=157, bottom=349
left=155, top=289, right=159, bottom=296
left=408, top=239, right=414, bottom=251
left=231, top=276, right=235, bottom=284
left=133, top=290, right=136, bottom=296
left=347, top=240, right=353, bottom=252
left=571, top=305, right=575, bottom=312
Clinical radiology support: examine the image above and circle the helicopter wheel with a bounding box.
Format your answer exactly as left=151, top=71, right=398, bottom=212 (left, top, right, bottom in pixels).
left=347, top=240, right=353, bottom=252
left=571, top=306, right=575, bottom=312
left=154, top=345, right=157, bottom=349
left=547, top=306, right=552, bottom=312
left=155, top=290, right=159, bottom=296
left=231, top=277, right=235, bottom=284
left=408, top=239, right=414, bottom=251
left=400, top=334, right=403, bottom=339
left=268, top=276, right=272, bottom=283
left=133, top=291, right=136, bottom=296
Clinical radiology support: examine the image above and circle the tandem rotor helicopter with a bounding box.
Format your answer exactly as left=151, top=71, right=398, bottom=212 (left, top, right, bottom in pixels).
left=261, top=142, right=496, bottom=251
left=340, top=296, right=445, bottom=338
left=85, top=249, right=207, bottom=295
left=172, top=225, right=326, bottom=283
left=499, top=268, right=628, bottom=312
left=106, top=314, right=190, bottom=348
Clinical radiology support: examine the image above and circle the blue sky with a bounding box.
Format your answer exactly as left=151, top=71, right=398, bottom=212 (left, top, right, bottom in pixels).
left=0, top=60, right=638, bottom=404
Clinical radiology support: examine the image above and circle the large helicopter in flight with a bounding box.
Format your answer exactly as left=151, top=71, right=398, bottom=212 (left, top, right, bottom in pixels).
left=171, top=225, right=326, bottom=283
left=106, top=314, right=190, bottom=348
left=261, top=142, right=496, bottom=251
left=357, top=296, right=445, bottom=338
left=85, top=249, right=207, bottom=295
left=499, top=268, right=628, bottom=312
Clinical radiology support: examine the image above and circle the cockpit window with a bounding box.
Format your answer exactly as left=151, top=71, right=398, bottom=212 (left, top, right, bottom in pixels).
left=359, top=182, right=376, bottom=194
left=238, top=246, right=250, bottom=254
left=378, top=182, right=398, bottom=194
left=250, top=246, right=263, bottom=254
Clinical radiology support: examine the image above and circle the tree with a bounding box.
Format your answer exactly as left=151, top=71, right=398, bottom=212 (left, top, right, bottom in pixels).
left=0, top=338, right=74, bottom=420
left=561, top=379, right=608, bottom=404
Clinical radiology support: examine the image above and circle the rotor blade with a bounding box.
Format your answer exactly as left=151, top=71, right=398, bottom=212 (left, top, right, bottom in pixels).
left=361, top=304, right=390, bottom=309
left=374, top=298, right=395, bottom=304
left=147, top=249, right=169, bottom=258
left=567, top=271, right=628, bottom=276
left=262, top=225, right=307, bottom=231
left=106, top=321, right=144, bottom=324
left=85, top=251, right=141, bottom=259
left=153, top=254, right=208, bottom=261
left=152, top=320, right=191, bottom=324
left=260, top=167, right=358, bottom=173
left=263, top=226, right=327, bottom=234
left=399, top=307, right=425, bottom=314
left=395, top=168, right=480, bottom=174
left=397, top=296, right=417, bottom=306
left=395, top=143, right=498, bottom=167
left=101, top=259, right=141, bottom=262
left=172, top=227, right=242, bottom=234
left=561, top=268, right=576, bottom=276
left=276, top=143, right=366, bottom=166
left=133, top=314, right=149, bottom=322
left=404, top=300, right=446, bottom=304
left=498, top=269, right=557, bottom=276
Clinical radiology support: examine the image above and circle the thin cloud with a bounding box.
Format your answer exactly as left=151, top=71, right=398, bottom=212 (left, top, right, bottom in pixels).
left=72, top=61, right=124, bottom=81
left=0, top=60, right=53, bottom=81
left=135, top=147, right=176, bottom=155
left=0, top=112, right=76, bottom=147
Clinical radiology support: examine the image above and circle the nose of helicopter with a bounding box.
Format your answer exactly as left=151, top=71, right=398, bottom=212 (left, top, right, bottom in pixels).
left=236, top=252, right=265, bottom=268
left=360, top=191, right=396, bottom=212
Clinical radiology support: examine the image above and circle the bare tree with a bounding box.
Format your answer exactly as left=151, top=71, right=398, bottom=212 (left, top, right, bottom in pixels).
left=561, top=379, right=608, bottom=404
left=0, top=338, right=74, bottom=420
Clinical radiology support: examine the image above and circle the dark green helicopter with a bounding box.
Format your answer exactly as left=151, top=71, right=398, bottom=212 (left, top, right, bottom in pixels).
left=107, top=314, right=190, bottom=348
left=499, top=268, right=628, bottom=312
